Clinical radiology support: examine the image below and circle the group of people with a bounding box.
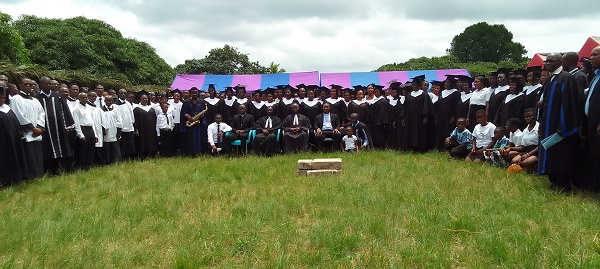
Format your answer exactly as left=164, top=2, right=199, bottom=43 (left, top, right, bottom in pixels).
left=1, top=47, right=599, bottom=192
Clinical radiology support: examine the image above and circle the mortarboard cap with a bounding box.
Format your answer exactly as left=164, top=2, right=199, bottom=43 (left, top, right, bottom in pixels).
left=412, top=74, right=426, bottom=82
left=207, top=83, right=216, bottom=90
left=496, top=68, right=512, bottom=76
left=431, top=80, right=444, bottom=87
left=512, top=68, right=527, bottom=77
left=296, top=84, right=307, bottom=89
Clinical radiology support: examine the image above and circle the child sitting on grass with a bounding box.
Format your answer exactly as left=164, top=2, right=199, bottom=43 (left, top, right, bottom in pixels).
left=499, top=118, right=524, bottom=163
left=341, top=126, right=359, bottom=153
left=484, top=126, right=510, bottom=167
left=465, top=110, right=496, bottom=163
left=445, top=117, right=472, bottom=159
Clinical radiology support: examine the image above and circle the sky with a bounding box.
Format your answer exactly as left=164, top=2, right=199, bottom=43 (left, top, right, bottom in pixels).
left=1, top=0, right=598, bottom=73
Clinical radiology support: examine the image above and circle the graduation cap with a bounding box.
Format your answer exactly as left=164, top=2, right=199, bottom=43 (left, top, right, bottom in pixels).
left=444, top=74, right=458, bottom=81
left=411, top=74, right=426, bottom=83
left=189, top=87, right=199, bottom=92
left=296, top=83, right=307, bottom=89
left=304, top=84, right=319, bottom=90
left=457, top=75, right=474, bottom=84
left=389, top=81, right=402, bottom=90
left=372, top=85, right=384, bottom=91
left=353, top=85, right=366, bottom=91
left=329, top=84, right=343, bottom=89
left=318, top=86, right=330, bottom=94
left=224, top=87, right=234, bottom=94
left=207, top=83, right=217, bottom=90
left=234, top=84, right=246, bottom=91
left=512, top=68, right=527, bottom=77
left=431, top=80, right=444, bottom=87
left=496, top=68, right=512, bottom=76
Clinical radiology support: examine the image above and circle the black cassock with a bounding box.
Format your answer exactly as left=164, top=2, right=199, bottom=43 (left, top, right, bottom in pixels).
left=402, top=91, right=432, bottom=150
left=487, top=88, right=510, bottom=124
left=494, top=93, right=525, bottom=129
left=367, top=97, right=388, bottom=149
left=36, top=92, right=74, bottom=161
left=218, top=98, right=238, bottom=125
left=394, top=97, right=407, bottom=149
left=300, top=100, right=322, bottom=127
left=523, top=85, right=542, bottom=111
left=134, top=106, right=158, bottom=156
left=254, top=115, right=282, bottom=156
left=347, top=100, right=369, bottom=125
left=537, top=71, right=580, bottom=187
left=455, top=94, right=471, bottom=123
left=279, top=99, right=298, bottom=120
left=282, top=113, right=311, bottom=153
left=435, top=90, right=461, bottom=151
left=0, top=109, right=29, bottom=184
left=264, top=102, right=280, bottom=118
left=204, top=98, right=220, bottom=125
left=249, top=101, right=267, bottom=120
left=387, top=98, right=400, bottom=149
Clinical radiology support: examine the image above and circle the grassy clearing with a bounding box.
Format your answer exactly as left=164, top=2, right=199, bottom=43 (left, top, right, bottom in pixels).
left=1, top=151, right=599, bottom=268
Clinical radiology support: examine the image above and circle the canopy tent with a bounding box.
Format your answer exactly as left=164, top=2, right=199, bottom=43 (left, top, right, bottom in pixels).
left=320, top=69, right=470, bottom=89
left=170, top=71, right=320, bottom=92
left=527, top=53, right=547, bottom=68
left=578, top=36, right=600, bottom=60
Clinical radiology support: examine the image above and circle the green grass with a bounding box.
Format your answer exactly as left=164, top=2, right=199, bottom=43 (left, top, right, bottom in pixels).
left=1, top=151, right=599, bottom=268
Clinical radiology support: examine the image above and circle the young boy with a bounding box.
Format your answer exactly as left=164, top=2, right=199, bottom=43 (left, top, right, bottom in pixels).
left=445, top=117, right=472, bottom=159
left=499, top=118, right=524, bottom=162
left=341, top=126, right=359, bottom=153
left=156, top=103, right=175, bottom=157
left=484, top=126, right=510, bottom=167
left=347, top=113, right=371, bottom=149
left=465, top=110, right=496, bottom=163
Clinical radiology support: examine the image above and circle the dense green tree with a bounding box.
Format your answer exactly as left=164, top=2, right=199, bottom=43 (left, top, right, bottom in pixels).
left=175, top=45, right=276, bottom=75
left=447, top=22, right=527, bottom=63
left=268, top=62, right=286, bottom=73
left=13, top=15, right=174, bottom=85
left=0, top=12, right=30, bottom=65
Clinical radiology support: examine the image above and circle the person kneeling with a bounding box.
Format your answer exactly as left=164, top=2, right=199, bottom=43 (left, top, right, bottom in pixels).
left=207, top=114, right=232, bottom=154
left=445, top=117, right=472, bottom=159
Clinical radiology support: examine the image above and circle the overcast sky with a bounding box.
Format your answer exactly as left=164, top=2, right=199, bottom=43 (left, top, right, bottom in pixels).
left=1, top=0, right=598, bottom=73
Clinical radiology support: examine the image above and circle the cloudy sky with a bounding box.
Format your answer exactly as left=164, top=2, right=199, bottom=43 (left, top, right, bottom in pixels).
left=1, top=0, right=598, bottom=73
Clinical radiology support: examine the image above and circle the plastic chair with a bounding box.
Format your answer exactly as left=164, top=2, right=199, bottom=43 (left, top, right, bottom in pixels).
left=228, top=130, right=255, bottom=154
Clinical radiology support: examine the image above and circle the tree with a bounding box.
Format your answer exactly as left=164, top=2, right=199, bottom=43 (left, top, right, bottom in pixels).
left=175, top=45, right=279, bottom=75
left=447, top=22, right=527, bottom=63
left=0, top=12, right=30, bottom=65
left=13, top=15, right=174, bottom=85
left=268, top=62, right=286, bottom=73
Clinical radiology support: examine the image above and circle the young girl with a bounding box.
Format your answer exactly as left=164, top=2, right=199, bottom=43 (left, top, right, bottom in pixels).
left=341, top=126, right=359, bottom=153
left=465, top=110, right=496, bottom=163
left=499, top=118, right=524, bottom=163
left=510, top=108, right=540, bottom=172
left=484, top=126, right=510, bottom=167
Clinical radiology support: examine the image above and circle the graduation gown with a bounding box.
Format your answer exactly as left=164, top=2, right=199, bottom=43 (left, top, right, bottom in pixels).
left=264, top=102, right=281, bottom=119
left=487, top=87, right=510, bottom=124
left=402, top=91, right=432, bottom=150
left=583, top=74, right=600, bottom=189
left=0, top=107, right=29, bottom=184
left=386, top=98, right=400, bottom=148
left=435, top=90, right=461, bottom=151
left=394, top=97, right=407, bottom=149
left=282, top=113, right=311, bottom=153
left=254, top=115, right=282, bottom=156
left=523, top=85, right=542, bottom=110
left=279, top=98, right=298, bottom=120
left=249, top=101, right=267, bottom=120
left=367, top=97, right=388, bottom=149
left=35, top=92, right=74, bottom=161
left=300, top=99, right=322, bottom=127
left=204, top=97, right=220, bottom=125
left=325, top=98, right=345, bottom=125
left=218, top=98, right=238, bottom=125
left=180, top=99, right=207, bottom=155
left=537, top=71, right=580, bottom=182
left=494, top=93, right=525, bottom=129
left=347, top=100, right=369, bottom=124
left=133, top=105, right=158, bottom=156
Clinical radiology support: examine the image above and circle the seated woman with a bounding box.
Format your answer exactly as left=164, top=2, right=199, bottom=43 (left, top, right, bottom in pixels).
left=465, top=110, right=496, bottom=163
left=510, top=108, right=540, bottom=172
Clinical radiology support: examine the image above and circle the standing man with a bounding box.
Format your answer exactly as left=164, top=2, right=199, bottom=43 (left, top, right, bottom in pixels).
left=582, top=46, right=600, bottom=191
left=10, top=77, right=46, bottom=178
left=537, top=53, right=580, bottom=191
left=94, top=84, right=106, bottom=107
left=35, top=76, right=75, bottom=174
left=66, top=84, right=80, bottom=110
left=71, top=92, right=98, bottom=169
left=101, top=94, right=122, bottom=164
left=180, top=87, right=207, bottom=155
left=115, top=89, right=136, bottom=159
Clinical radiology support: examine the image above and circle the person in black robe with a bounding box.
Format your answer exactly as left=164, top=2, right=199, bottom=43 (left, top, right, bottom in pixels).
left=218, top=87, right=237, bottom=125
left=180, top=87, right=207, bottom=155
left=341, top=88, right=353, bottom=124
left=314, top=102, right=342, bottom=151
left=249, top=90, right=267, bottom=120
left=537, top=53, right=580, bottom=191
left=233, top=85, right=250, bottom=113
left=581, top=46, right=600, bottom=191
left=0, top=84, right=29, bottom=185
left=523, top=66, right=543, bottom=111
left=495, top=76, right=526, bottom=129
left=282, top=103, right=311, bottom=153
left=386, top=84, right=401, bottom=149
left=402, top=77, right=433, bottom=152
left=263, top=90, right=281, bottom=119
left=347, top=88, right=369, bottom=124
left=35, top=77, right=75, bottom=174
left=278, top=86, right=298, bottom=120
left=563, top=52, right=589, bottom=116
left=488, top=68, right=511, bottom=124
left=325, top=85, right=346, bottom=125
left=203, top=84, right=220, bottom=126
left=133, top=93, right=158, bottom=159
left=300, top=87, right=322, bottom=127
left=425, top=81, right=438, bottom=150
left=455, top=84, right=471, bottom=127
left=253, top=106, right=282, bottom=156
left=367, top=85, right=388, bottom=149
left=347, top=112, right=373, bottom=150
left=224, top=104, right=254, bottom=153
left=434, top=78, right=461, bottom=151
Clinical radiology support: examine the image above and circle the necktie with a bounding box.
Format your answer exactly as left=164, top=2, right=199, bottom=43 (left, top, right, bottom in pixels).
left=585, top=71, right=600, bottom=116
left=164, top=113, right=169, bottom=125
left=293, top=114, right=298, bottom=126
left=217, top=123, right=221, bottom=143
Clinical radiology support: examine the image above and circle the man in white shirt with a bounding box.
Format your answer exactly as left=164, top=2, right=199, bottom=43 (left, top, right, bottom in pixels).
left=72, top=92, right=98, bottom=169
left=207, top=113, right=232, bottom=154
left=101, top=95, right=122, bottom=164
left=156, top=103, right=175, bottom=157
left=115, top=88, right=136, bottom=159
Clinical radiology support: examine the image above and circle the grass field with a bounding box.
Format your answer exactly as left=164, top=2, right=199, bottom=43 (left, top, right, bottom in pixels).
left=1, top=151, right=599, bottom=268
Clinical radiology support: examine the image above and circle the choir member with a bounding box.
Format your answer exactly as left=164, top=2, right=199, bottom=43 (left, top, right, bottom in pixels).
left=367, top=84, right=388, bottom=149
left=87, top=91, right=105, bottom=165
left=325, top=85, right=345, bottom=125
left=94, top=84, right=105, bottom=107
left=401, top=76, right=432, bottom=152
left=254, top=106, right=282, bottom=156
left=133, top=92, right=158, bottom=159
left=100, top=95, right=122, bottom=164
left=234, top=85, right=249, bottom=111
left=487, top=68, right=511, bottom=123
left=296, top=85, right=306, bottom=103
left=582, top=46, right=600, bottom=190
left=279, top=86, right=298, bottom=120
left=314, top=102, right=342, bottom=150
left=523, top=66, right=543, bottom=111
left=282, top=103, right=311, bottom=153
left=0, top=83, right=29, bottom=184
left=249, top=90, right=267, bottom=120
left=466, top=76, right=489, bottom=130
left=386, top=82, right=401, bottom=149
left=115, top=89, right=136, bottom=159
left=180, top=87, right=207, bottom=156
left=538, top=53, right=580, bottom=191
left=72, top=92, right=98, bottom=169
left=66, top=84, right=79, bottom=110
left=36, top=76, right=75, bottom=174
left=10, top=77, right=46, bottom=178
left=300, top=86, right=322, bottom=127
left=203, top=84, right=220, bottom=125
left=495, top=76, right=525, bottom=128
left=434, top=78, right=461, bottom=151
left=347, top=87, right=368, bottom=124
left=219, top=87, right=238, bottom=125
left=263, top=89, right=280, bottom=119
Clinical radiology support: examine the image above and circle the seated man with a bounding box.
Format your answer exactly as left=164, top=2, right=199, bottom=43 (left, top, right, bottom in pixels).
left=254, top=106, right=281, bottom=156
left=314, top=102, right=342, bottom=150
left=346, top=113, right=371, bottom=149
left=224, top=104, right=254, bottom=152
left=207, top=114, right=232, bottom=154
left=282, top=103, right=311, bottom=153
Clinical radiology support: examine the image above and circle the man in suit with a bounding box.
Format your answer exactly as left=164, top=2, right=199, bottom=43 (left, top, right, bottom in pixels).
left=582, top=46, right=600, bottom=191
left=253, top=106, right=281, bottom=156
left=537, top=53, right=580, bottom=191
left=314, top=102, right=342, bottom=150
left=224, top=104, right=254, bottom=151
left=562, top=52, right=589, bottom=115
